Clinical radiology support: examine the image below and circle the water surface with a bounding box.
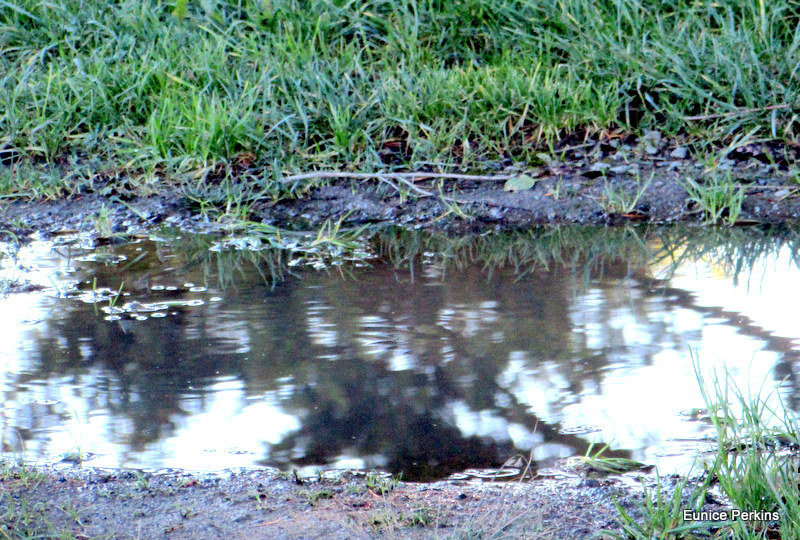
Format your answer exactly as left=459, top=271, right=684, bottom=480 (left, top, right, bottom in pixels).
left=1, top=226, right=799, bottom=480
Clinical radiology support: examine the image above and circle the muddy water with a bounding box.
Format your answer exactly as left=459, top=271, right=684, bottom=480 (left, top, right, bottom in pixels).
left=1, top=227, right=799, bottom=480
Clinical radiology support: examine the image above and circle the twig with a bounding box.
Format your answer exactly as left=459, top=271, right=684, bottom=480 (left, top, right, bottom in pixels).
left=683, top=104, right=791, bottom=121
left=279, top=171, right=522, bottom=184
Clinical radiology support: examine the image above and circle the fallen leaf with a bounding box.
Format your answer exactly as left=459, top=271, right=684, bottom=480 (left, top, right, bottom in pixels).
left=503, top=174, right=538, bottom=192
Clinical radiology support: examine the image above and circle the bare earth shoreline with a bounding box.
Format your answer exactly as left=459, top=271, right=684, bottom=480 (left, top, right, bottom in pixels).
left=2, top=461, right=683, bottom=539
left=3, top=143, right=800, bottom=240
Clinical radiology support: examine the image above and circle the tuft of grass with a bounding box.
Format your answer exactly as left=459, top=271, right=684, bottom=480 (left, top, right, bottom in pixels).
left=681, top=173, right=746, bottom=225
left=365, top=472, right=400, bottom=496
left=92, top=204, right=113, bottom=237
left=303, top=488, right=334, bottom=505
left=614, top=356, right=800, bottom=538
left=613, top=472, right=716, bottom=539
left=599, top=172, right=654, bottom=216
left=581, top=443, right=652, bottom=475
left=0, top=494, right=74, bottom=540
left=0, top=461, right=45, bottom=489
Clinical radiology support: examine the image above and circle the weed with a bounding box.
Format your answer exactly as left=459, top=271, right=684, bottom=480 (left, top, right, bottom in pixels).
left=303, top=488, right=334, bottom=505
left=0, top=461, right=44, bottom=489
left=93, top=204, right=113, bottom=237
left=681, top=173, right=745, bottom=225
left=133, top=471, right=150, bottom=491
left=250, top=489, right=271, bottom=511
left=365, top=472, right=399, bottom=496
left=614, top=356, right=800, bottom=538
left=613, top=472, right=715, bottom=539
left=404, top=506, right=435, bottom=527
left=600, top=172, right=654, bottom=215
left=0, top=494, right=70, bottom=540
left=581, top=443, right=652, bottom=475
left=58, top=504, right=85, bottom=527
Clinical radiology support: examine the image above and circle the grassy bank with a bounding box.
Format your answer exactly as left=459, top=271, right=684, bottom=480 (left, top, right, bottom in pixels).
left=1, top=0, right=799, bottom=202
left=617, top=363, right=800, bottom=539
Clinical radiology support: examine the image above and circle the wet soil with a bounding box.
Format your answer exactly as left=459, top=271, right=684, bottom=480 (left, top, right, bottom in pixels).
left=2, top=140, right=800, bottom=240
left=1, top=462, right=707, bottom=539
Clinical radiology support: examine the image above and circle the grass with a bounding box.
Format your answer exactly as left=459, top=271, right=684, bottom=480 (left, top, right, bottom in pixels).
left=681, top=172, right=746, bottom=225
left=614, top=357, right=800, bottom=538
left=0, top=461, right=81, bottom=540
left=599, top=172, right=655, bottom=216
left=614, top=472, right=715, bottom=539
left=1, top=0, right=799, bottom=212
left=581, top=443, right=651, bottom=475
left=365, top=471, right=400, bottom=496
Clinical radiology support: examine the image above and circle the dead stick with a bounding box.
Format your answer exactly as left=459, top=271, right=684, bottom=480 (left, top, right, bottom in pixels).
left=279, top=171, right=522, bottom=184
left=683, top=103, right=790, bottom=121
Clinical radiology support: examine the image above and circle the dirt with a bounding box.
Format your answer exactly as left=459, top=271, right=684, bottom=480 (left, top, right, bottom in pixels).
left=1, top=461, right=707, bottom=539
left=2, top=139, right=800, bottom=240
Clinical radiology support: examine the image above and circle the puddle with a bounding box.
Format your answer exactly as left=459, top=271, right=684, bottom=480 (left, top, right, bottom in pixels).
left=1, top=226, right=800, bottom=481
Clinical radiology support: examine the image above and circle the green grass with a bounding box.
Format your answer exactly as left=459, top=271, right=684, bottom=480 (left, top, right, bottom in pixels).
left=599, top=172, right=655, bottom=216
left=0, top=461, right=81, bottom=540
left=1, top=0, right=799, bottom=208
left=681, top=172, right=746, bottom=225
left=614, top=358, right=800, bottom=538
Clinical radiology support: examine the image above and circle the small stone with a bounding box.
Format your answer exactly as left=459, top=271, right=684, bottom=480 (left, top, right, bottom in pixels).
left=667, top=161, right=683, bottom=170
left=643, top=130, right=662, bottom=142
left=609, top=165, right=630, bottom=174
left=774, top=190, right=790, bottom=199
left=590, top=162, right=610, bottom=172
left=670, top=146, right=688, bottom=159
left=645, top=145, right=658, bottom=155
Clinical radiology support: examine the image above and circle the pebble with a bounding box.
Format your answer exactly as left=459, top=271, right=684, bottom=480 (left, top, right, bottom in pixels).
left=645, top=145, right=658, bottom=155
left=670, top=147, right=688, bottom=159
left=590, top=162, right=610, bottom=172
left=643, top=130, right=662, bottom=142
left=609, top=165, right=630, bottom=174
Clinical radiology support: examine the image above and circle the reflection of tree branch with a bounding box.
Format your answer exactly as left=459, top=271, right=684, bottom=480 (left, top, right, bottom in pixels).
left=637, top=279, right=800, bottom=410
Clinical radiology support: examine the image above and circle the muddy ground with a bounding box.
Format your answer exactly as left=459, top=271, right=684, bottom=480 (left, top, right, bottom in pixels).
left=2, top=138, right=800, bottom=241
left=2, top=461, right=720, bottom=539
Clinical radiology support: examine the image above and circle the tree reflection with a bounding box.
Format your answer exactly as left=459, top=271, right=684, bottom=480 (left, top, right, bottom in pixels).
left=3, top=225, right=800, bottom=478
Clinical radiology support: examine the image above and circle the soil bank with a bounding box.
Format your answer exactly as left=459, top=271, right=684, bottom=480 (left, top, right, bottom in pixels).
left=2, top=462, right=702, bottom=539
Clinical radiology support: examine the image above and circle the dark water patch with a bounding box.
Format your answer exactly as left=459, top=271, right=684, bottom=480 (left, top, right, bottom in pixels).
left=1, top=225, right=800, bottom=481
